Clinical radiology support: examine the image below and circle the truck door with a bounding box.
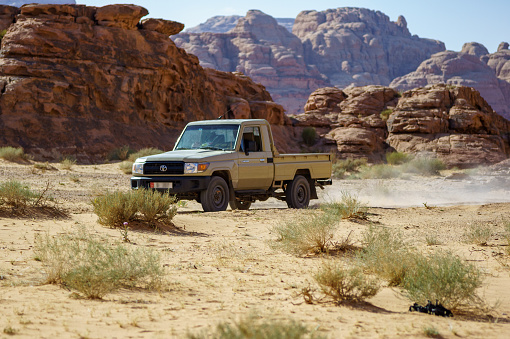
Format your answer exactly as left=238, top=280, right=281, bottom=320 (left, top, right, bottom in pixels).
left=236, top=126, right=273, bottom=190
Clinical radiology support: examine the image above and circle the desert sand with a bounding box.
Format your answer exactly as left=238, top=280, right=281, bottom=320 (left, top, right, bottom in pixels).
left=1, top=159, right=510, bottom=338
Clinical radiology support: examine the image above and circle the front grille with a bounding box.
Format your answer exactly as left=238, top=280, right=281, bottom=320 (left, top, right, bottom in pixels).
left=144, top=161, right=184, bottom=175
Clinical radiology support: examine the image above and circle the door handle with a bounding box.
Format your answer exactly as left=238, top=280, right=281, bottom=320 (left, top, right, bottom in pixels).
left=259, top=159, right=265, bottom=162
left=242, top=160, right=249, bottom=163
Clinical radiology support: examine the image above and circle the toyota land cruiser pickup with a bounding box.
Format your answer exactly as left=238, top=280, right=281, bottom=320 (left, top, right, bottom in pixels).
left=131, top=119, right=332, bottom=212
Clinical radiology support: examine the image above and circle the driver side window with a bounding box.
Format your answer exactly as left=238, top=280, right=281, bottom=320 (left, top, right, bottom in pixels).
left=240, top=126, right=263, bottom=152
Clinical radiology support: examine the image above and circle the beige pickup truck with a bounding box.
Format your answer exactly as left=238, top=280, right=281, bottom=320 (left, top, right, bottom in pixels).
left=131, top=119, right=332, bottom=212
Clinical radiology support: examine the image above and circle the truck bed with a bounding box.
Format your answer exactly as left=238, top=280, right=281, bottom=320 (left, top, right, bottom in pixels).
left=273, top=153, right=332, bottom=181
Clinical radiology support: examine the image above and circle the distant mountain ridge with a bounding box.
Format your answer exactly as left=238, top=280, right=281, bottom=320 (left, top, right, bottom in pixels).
left=176, top=8, right=444, bottom=115
left=0, top=0, right=75, bottom=6
left=179, top=8, right=510, bottom=119
left=185, top=15, right=294, bottom=33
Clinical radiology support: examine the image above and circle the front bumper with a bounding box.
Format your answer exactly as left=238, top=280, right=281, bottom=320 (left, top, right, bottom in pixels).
left=131, top=176, right=211, bottom=195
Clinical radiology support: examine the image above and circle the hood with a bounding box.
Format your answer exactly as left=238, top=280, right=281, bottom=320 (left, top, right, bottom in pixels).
left=137, top=150, right=235, bottom=162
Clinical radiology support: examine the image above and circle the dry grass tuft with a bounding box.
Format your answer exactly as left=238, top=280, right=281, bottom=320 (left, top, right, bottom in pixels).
left=91, top=189, right=177, bottom=228
left=464, top=222, right=492, bottom=246
left=313, top=260, right=379, bottom=303
left=401, top=250, right=483, bottom=310
left=357, top=225, right=415, bottom=286
left=34, top=227, right=164, bottom=299
left=270, top=212, right=338, bottom=256
left=60, top=157, right=76, bottom=170
left=0, top=146, right=31, bottom=162
left=321, top=191, right=368, bottom=219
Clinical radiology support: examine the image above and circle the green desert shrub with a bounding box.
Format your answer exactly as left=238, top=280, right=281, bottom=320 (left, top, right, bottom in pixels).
left=402, top=157, right=446, bottom=176
left=270, top=212, right=338, bottom=255
left=379, top=108, right=393, bottom=121
left=0, top=146, right=30, bottom=162
left=357, top=225, right=415, bottom=286
left=321, top=191, right=368, bottom=219
left=91, top=189, right=177, bottom=227
left=0, top=180, right=38, bottom=209
left=359, top=164, right=401, bottom=179
left=331, top=158, right=367, bottom=178
left=60, top=157, right=76, bottom=170
left=107, top=145, right=135, bottom=161
left=91, top=190, right=139, bottom=227
left=188, top=314, right=325, bottom=339
left=314, top=260, right=379, bottom=303
left=401, top=250, right=483, bottom=310
left=464, top=222, right=492, bottom=246
left=302, top=127, right=317, bottom=146
left=136, top=188, right=178, bottom=224
left=385, top=151, right=412, bottom=165
left=34, top=228, right=163, bottom=299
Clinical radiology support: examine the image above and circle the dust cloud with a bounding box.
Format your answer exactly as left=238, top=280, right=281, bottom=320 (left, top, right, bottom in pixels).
left=320, top=171, right=510, bottom=208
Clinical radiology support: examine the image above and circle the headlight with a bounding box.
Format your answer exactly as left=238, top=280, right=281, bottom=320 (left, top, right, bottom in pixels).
left=184, top=162, right=209, bottom=174
left=132, top=163, right=144, bottom=175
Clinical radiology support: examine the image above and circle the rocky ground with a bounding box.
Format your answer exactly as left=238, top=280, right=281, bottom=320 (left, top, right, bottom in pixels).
left=1, top=159, right=510, bottom=338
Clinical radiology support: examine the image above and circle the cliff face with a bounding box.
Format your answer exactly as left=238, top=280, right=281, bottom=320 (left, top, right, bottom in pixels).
left=294, top=84, right=510, bottom=167
left=175, top=8, right=444, bottom=115
left=391, top=42, right=510, bottom=120
left=0, top=4, right=287, bottom=162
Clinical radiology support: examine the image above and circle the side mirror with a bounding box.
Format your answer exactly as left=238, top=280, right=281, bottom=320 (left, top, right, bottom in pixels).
left=244, top=140, right=257, bottom=155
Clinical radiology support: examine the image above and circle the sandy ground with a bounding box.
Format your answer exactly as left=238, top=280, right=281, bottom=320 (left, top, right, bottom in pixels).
left=1, top=159, right=510, bottom=338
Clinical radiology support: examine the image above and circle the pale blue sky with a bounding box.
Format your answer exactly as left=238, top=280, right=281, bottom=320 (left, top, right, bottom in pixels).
left=78, top=0, right=509, bottom=53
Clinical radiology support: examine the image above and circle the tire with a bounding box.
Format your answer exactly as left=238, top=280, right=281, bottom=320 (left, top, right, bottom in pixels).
left=285, top=175, right=311, bottom=209
left=229, top=199, right=252, bottom=210
left=200, top=176, right=229, bottom=212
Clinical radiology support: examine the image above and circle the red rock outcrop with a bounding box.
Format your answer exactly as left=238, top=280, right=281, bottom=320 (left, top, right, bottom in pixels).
left=391, top=42, right=510, bottom=120
left=0, top=4, right=288, bottom=162
left=387, top=84, right=510, bottom=167
left=295, top=84, right=510, bottom=167
left=0, top=5, right=17, bottom=31
left=292, top=85, right=399, bottom=160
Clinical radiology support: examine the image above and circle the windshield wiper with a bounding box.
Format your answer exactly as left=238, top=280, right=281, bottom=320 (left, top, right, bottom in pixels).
left=199, top=146, right=224, bottom=151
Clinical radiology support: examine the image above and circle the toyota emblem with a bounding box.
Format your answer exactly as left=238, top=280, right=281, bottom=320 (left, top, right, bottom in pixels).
left=160, top=165, right=168, bottom=172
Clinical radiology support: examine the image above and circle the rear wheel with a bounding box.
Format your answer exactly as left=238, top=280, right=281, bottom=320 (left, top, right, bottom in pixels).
left=285, top=175, right=311, bottom=209
left=229, top=199, right=252, bottom=210
left=200, top=177, right=229, bottom=212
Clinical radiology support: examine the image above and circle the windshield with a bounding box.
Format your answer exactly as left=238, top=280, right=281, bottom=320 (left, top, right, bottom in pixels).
left=174, top=124, right=240, bottom=151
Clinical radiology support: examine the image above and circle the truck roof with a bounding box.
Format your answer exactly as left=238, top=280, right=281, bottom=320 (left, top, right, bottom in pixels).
left=186, top=119, right=269, bottom=126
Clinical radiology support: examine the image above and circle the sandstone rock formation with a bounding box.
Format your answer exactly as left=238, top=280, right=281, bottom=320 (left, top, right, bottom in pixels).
left=391, top=42, right=510, bottom=120
left=292, top=8, right=444, bottom=87
left=0, top=4, right=288, bottom=162
left=293, top=85, right=399, bottom=161
left=176, top=8, right=444, bottom=115
left=0, top=4, right=16, bottom=30
left=387, top=84, right=510, bottom=167
left=175, top=10, right=328, bottom=116
left=293, top=84, right=510, bottom=167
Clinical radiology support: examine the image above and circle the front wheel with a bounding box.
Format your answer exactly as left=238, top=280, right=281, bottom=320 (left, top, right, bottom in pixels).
left=229, top=199, right=252, bottom=210
left=200, top=177, right=229, bottom=212
left=285, top=175, right=311, bottom=209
